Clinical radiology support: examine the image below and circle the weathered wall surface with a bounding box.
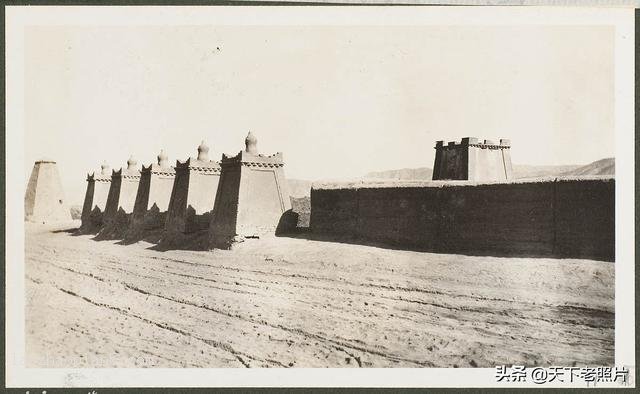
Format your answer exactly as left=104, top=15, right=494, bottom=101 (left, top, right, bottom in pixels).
left=130, top=170, right=175, bottom=232
left=433, top=142, right=468, bottom=180
left=104, top=174, right=139, bottom=223
left=554, top=178, right=615, bottom=260
left=98, top=170, right=141, bottom=239
left=80, top=181, right=95, bottom=224
left=210, top=166, right=242, bottom=243
left=236, top=167, right=291, bottom=236
left=310, top=177, right=614, bottom=261
left=165, top=169, right=191, bottom=233
left=166, top=168, right=220, bottom=235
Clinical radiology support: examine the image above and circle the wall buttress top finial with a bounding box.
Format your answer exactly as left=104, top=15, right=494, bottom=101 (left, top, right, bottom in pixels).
left=245, top=131, right=258, bottom=154
left=158, top=149, right=169, bottom=167
left=100, top=161, right=110, bottom=175
left=127, top=155, right=137, bottom=170
left=197, top=140, right=210, bottom=161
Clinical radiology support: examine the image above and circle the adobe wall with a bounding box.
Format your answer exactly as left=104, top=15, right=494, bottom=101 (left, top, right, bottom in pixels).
left=80, top=171, right=111, bottom=231
left=310, top=177, right=614, bottom=261
left=104, top=170, right=140, bottom=223
left=209, top=165, right=242, bottom=242
left=130, top=168, right=175, bottom=232
left=165, top=168, right=191, bottom=233
left=165, top=159, right=221, bottom=235
left=235, top=165, right=291, bottom=236
left=98, top=162, right=141, bottom=239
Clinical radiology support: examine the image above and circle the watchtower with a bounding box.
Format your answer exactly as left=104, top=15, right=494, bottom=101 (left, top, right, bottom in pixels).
left=432, top=137, right=513, bottom=182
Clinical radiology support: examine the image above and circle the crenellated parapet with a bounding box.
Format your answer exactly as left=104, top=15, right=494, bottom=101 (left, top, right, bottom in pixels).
left=436, top=137, right=511, bottom=149
left=141, top=164, right=176, bottom=177
left=175, top=157, right=221, bottom=174
left=87, top=173, right=112, bottom=183
left=220, top=150, right=285, bottom=169
left=140, top=149, right=175, bottom=177
left=112, top=168, right=142, bottom=180
left=432, top=137, right=513, bottom=182
left=87, top=161, right=112, bottom=182
left=109, top=156, right=141, bottom=181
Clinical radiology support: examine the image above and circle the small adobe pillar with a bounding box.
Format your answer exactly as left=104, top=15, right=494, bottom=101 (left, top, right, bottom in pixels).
left=103, top=156, right=141, bottom=230
left=129, top=149, right=176, bottom=233
left=80, top=161, right=112, bottom=230
left=165, top=141, right=222, bottom=235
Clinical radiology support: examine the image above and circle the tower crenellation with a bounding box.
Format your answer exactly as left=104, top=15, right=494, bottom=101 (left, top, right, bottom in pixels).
left=432, top=137, right=513, bottom=182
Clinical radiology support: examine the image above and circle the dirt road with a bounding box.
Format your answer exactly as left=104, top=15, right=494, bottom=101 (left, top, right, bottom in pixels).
left=25, top=223, right=614, bottom=368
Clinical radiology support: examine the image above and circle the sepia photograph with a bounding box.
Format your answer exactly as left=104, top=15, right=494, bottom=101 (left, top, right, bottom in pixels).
left=5, top=4, right=636, bottom=389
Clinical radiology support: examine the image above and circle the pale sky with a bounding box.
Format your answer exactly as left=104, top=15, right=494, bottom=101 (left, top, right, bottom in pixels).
left=24, top=25, right=614, bottom=206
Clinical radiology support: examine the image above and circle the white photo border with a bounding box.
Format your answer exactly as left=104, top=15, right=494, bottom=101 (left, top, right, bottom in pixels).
left=5, top=5, right=635, bottom=388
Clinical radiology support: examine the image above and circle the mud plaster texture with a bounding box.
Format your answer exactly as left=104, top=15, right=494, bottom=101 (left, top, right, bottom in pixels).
left=311, top=176, right=614, bottom=261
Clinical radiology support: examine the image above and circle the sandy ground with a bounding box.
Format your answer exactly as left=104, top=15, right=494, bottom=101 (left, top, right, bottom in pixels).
left=25, top=221, right=614, bottom=368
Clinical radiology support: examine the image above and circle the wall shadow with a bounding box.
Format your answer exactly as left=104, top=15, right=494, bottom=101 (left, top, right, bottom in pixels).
left=149, top=229, right=211, bottom=252
left=276, top=230, right=614, bottom=262
left=51, top=227, right=79, bottom=234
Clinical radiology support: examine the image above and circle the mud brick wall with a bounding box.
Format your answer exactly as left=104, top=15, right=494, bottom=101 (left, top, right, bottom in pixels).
left=554, top=178, right=615, bottom=260
left=310, top=177, right=614, bottom=261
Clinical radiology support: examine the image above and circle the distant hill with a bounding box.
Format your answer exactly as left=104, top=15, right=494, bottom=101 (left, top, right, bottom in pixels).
left=364, top=167, right=433, bottom=181
left=512, top=164, right=582, bottom=179
left=560, top=157, right=614, bottom=176
left=287, top=158, right=614, bottom=198
left=362, top=159, right=614, bottom=181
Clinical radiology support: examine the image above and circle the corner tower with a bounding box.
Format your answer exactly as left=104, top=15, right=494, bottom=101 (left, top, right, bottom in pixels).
left=432, top=137, right=513, bottom=182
